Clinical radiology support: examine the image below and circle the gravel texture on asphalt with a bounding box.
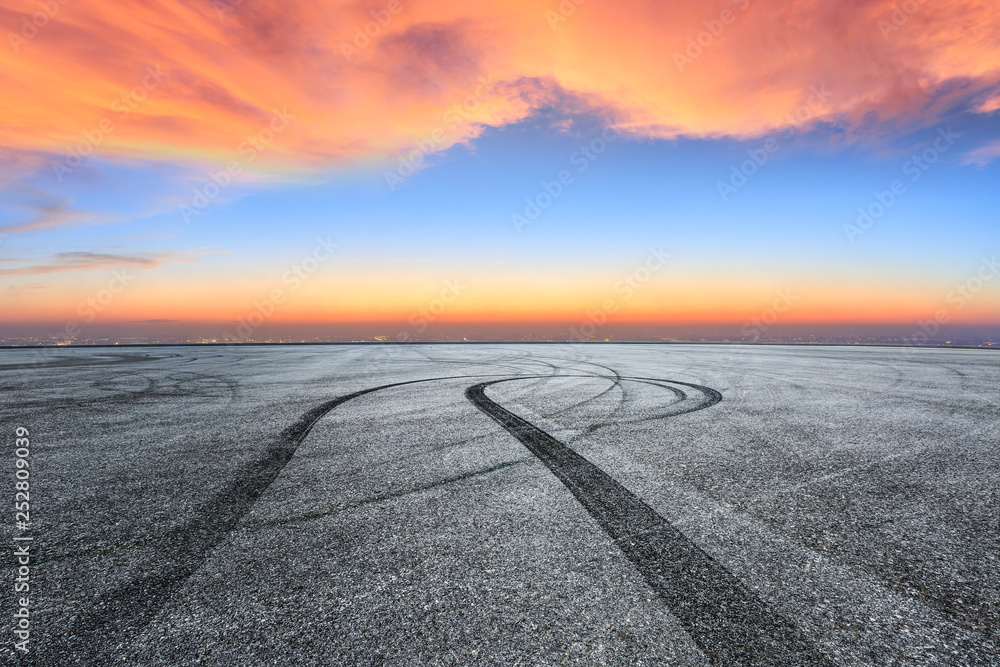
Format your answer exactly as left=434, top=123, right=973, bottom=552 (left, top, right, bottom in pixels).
left=0, top=343, right=997, bottom=665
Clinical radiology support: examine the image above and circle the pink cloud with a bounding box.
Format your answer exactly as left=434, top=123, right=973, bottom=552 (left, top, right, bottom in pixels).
left=0, top=0, right=997, bottom=173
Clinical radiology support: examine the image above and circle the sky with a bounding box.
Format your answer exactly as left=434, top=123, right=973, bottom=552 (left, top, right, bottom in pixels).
left=1, top=0, right=998, bottom=343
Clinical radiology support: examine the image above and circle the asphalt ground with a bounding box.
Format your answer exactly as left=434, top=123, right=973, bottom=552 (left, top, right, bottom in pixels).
left=0, top=343, right=997, bottom=665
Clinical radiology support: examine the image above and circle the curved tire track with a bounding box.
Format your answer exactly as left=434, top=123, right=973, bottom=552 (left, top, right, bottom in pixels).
left=55, top=375, right=473, bottom=665
left=57, top=371, right=823, bottom=666
left=467, top=378, right=831, bottom=666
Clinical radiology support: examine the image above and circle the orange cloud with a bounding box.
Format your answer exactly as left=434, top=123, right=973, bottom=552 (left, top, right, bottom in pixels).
left=1, top=0, right=998, bottom=175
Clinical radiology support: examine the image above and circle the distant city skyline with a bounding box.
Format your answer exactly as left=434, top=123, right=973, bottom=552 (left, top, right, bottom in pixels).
left=2, top=322, right=997, bottom=349
left=1, top=0, right=999, bottom=344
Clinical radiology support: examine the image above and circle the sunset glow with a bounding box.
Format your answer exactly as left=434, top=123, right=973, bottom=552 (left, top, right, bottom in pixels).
left=2, top=0, right=999, bottom=343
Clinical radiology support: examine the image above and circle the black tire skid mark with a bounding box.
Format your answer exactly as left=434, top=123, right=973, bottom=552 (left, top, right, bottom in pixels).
left=494, top=374, right=703, bottom=429
left=466, top=378, right=831, bottom=666
left=531, top=354, right=630, bottom=419
left=418, top=348, right=580, bottom=409
left=53, top=372, right=774, bottom=664
left=668, top=345, right=753, bottom=398
left=533, top=374, right=629, bottom=419
left=487, top=345, right=571, bottom=379
left=905, top=355, right=1000, bottom=413
left=476, top=374, right=693, bottom=439
left=472, top=349, right=632, bottom=420
left=653, top=344, right=766, bottom=400
left=299, top=371, right=666, bottom=498
left=624, top=377, right=721, bottom=422
left=90, top=374, right=157, bottom=396
left=3, top=369, right=241, bottom=415
left=333, top=364, right=640, bottom=478
left=52, top=375, right=474, bottom=665
left=47, top=370, right=635, bottom=662
left=728, top=361, right=981, bottom=421
left=38, top=370, right=536, bottom=569
left=850, top=355, right=907, bottom=389
left=0, top=352, right=171, bottom=372
left=384, top=370, right=637, bottom=468
left=590, top=378, right=695, bottom=430
left=410, top=345, right=556, bottom=378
